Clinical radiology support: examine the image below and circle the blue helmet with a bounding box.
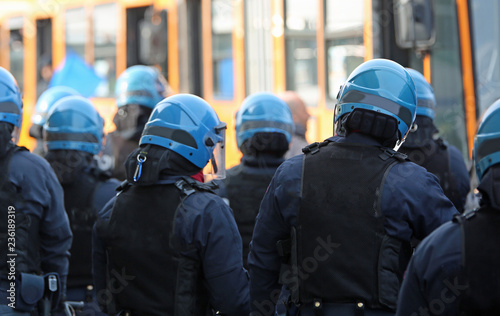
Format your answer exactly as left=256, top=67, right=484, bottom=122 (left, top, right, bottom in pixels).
left=0, top=66, right=23, bottom=128
left=140, top=94, right=226, bottom=172
left=334, top=59, right=417, bottom=144
left=32, top=86, right=80, bottom=126
left=235, top=92, right=294, bottom=148
left=405, top=68, right=436, bottom=120
left=43, top=96, right=104, bottom=155
left=115, top=65, right=171, bottom=109
left=473, top=100, right=500, bottom=181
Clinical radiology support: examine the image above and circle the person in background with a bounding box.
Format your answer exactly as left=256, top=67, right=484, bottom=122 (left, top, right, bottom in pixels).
left=279, top=91, right=311, bottom=159
left=399, top=68, right=470, bottom=213
left=29, top=86, right=80, bottom=156
left=222, top=92, right=294, bottom=268
left=249, top=59, right=458, bottom=316
left=43, top=96, right=119, bottom=314
left=110, top=65, right=172, bottom=180
left=93, top=94, right=249, bottom=315
left=397, top=99, right=500, bottom=315
left=36, top=56, right=53, bottom=99
left=0, top=67, right=72, bottom=315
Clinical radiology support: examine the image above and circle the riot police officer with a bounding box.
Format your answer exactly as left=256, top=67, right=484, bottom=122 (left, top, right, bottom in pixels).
left=93, top=94, right=249, bottom=315
left=109, top=65, right=172, bottom=180
left=399, top=68, right=470, bottom=213
left=223, top=92, right=294, bottom=268
left=397, top=99, right=500, bottom=315
left=29, top=86, right=80, bottom=156
left=43, top=96, right=120, bottom=312
left=248, top=59, right=458, bottom=316
left=0, top=67, right=72, bottom=315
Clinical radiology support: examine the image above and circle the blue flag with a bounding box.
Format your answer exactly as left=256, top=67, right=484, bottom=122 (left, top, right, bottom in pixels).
left=49, top=50, right=102, bottom=97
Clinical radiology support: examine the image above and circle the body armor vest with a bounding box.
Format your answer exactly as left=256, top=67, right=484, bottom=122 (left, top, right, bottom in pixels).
left=63, top=168, right=109, bottom=288
left=401, top=138, right=462, bottom=212
left=99, top=179, right=210, bottom=316
left=283, top=141, right=411, bottom=310
left=456, top=206, right=500, bottom=314
left=0, top=146, right=42, bottom=277
left=225, top=163, right=277, bottom=267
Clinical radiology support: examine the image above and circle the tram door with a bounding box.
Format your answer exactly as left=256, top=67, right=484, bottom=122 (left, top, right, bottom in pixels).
left=36, top=18, right=52, bottom=99
left=8, top=17, right=24, bottom=93
left=126, top=6, right=168, bottom=78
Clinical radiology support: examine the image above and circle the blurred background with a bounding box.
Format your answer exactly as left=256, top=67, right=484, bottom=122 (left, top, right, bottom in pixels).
left=0, top=0, right=498, bottom=168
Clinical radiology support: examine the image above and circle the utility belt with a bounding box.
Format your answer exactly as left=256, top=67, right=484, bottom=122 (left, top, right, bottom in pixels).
left=0, top=273, right=60, bottom=315
left=116, top=308, right=223, bottom=316
left=275, top=285, right=392, bottom=316
left=297, top=302, right=394, bottom=316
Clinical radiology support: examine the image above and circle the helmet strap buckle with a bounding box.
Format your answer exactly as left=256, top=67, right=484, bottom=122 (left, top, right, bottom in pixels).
left=133, top=154, right=147, bottom=182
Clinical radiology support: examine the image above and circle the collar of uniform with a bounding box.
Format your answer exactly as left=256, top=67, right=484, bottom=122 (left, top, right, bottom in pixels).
left=329, top=133, right=382, bottom=147
left=241, top=154, right=285, bottom=168
left=155, top=174, right=184, bottom=185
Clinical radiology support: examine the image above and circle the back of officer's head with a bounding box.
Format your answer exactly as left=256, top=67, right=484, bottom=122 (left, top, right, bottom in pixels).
left=474, top=100, right=500, bottom=181
left=334, top=59, right=417, bottom=149
left=30, top=86, right=80, bottom=140
left=474, top=99, right=500, bottom=208
left=401, top=69, right=438, bottom=147
left=405, top=68, right=436, bottom=121
left=43, top=96, right=104, bottom=182
left=235, top=92, right=294, bottom=157
left=114, top=65, right=172, bottom=142
left=126, top=94, right=226, bottom=184
left=0, top=67, right=23, bottom=155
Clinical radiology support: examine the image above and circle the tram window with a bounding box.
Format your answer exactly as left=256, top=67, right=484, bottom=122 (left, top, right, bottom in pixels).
left=9, top=17, right=24, bottom=93
left=285, top=39, right=318, bottom=106
left=94, top=3, right=117, bottom=97
left=431, top=0, right=467, bottom=157
left=324, top=0, right=364, bottom=106
left=244, top=0, right=273, bottom=94
left=126, top=6, right=149, bottom=68
left=65, top=7, right=86, bottom=59
left=470, top=0, right=500, bottom=115
left=138, top=8, right=168, bottom=73
left=125, top=6, right=168, bottom=79
left=285, top=0, right=318, bottom=107
left=326, top=41, right=364, bottom=101
left=325, top=0, right=363, bottom=34
left=36, top=18, right=52, bottom=98
left=211, top=0, right=234, bottom=100
left=285, top=0, right=317, bottom=31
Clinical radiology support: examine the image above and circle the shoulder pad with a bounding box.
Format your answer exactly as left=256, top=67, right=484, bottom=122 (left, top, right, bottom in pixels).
left=435, top=137, right=449, bottom=149
left=175, top=176, right=218, bottom=196
left=302, top=140, right=331, bottom=155
left=378, top=147, right=409, bottom=162
left=453, top=209, right=477, bottom=224
left=5, top=145, right=28, bottom=159
left=116, top=180, right=132, bottom=193
left=90, top=166, right=112, bottom=181
left=14, top=145, right=29, bottom=153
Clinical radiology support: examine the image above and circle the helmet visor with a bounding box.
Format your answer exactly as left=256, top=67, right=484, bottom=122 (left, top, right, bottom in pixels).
left=204, top=123, right=226, bottom=182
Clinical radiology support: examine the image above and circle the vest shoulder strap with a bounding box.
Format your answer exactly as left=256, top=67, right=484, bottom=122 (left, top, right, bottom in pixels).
left=378, top=147, right=409, bottom=162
